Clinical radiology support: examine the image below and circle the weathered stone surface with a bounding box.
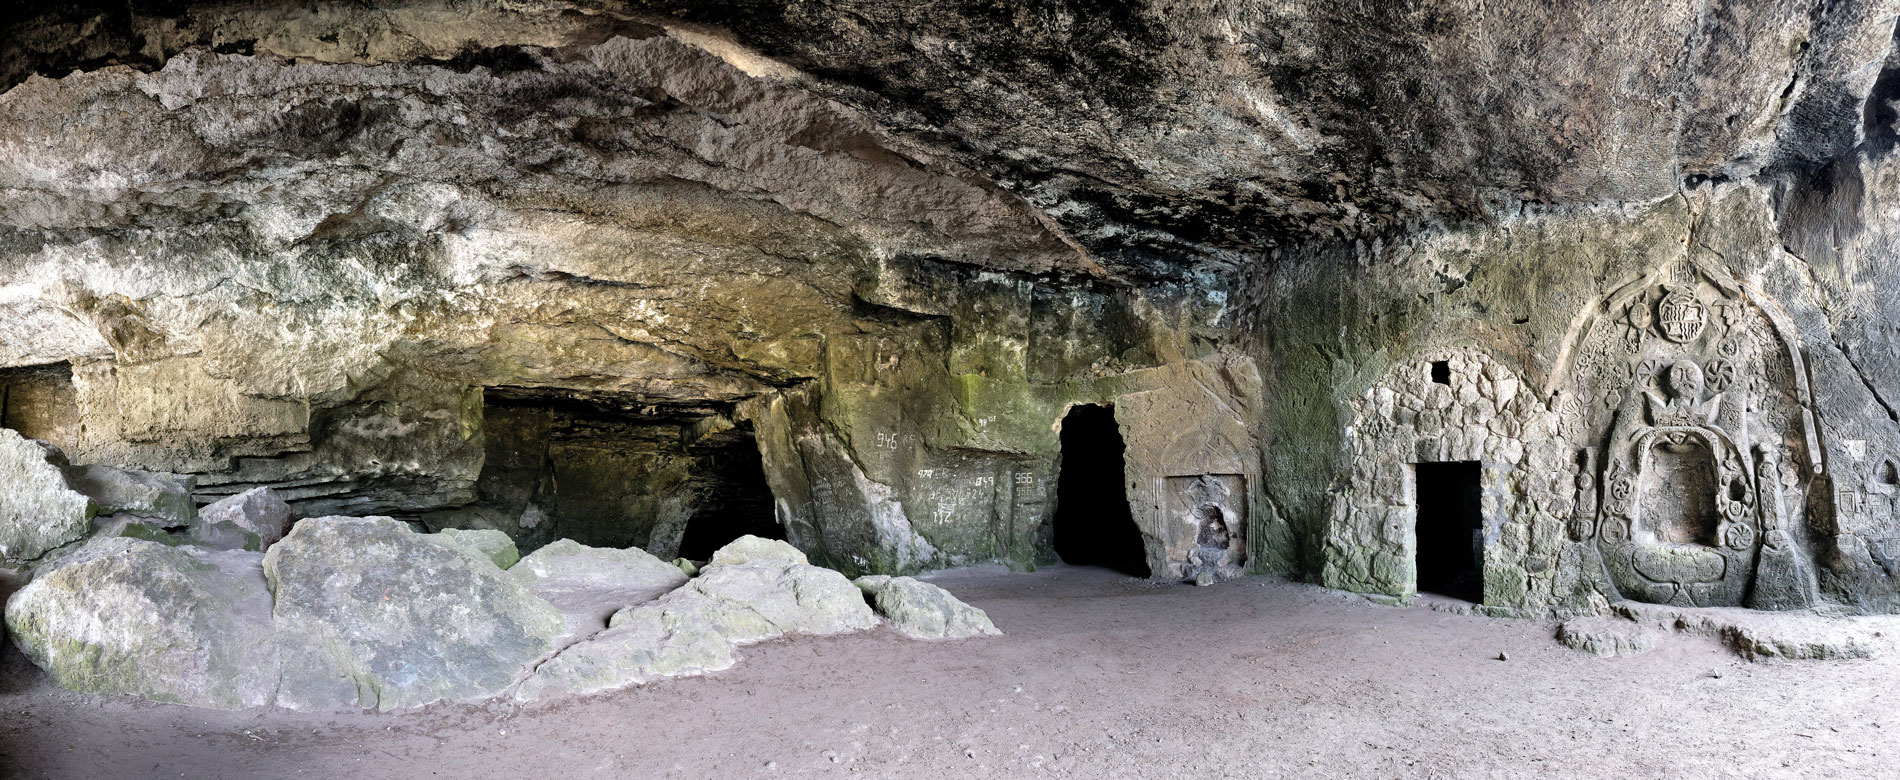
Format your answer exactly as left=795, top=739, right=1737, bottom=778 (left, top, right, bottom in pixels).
left=686, top=558, right=880, bottom=642
left=513, top=592, right=738, bottom=701
left=62, top=464, right=195, bottom=526
left=511, top=539, right=689, bottom=637
left=0, top=429, right=91, bottom=565
left=707, top=535, right=809, bottom=568
left=1555, top=617, right=1662, bottom=658
left=433, top=528, right=520, bottom=569
left=1611, top=602, right=1900, bottom=661
left=855, top=575, right=1001, bottom=640
left=263, top=517, right=566, bottom=711
left=4, top=536, right=279, bottom=709
left=92, top=515, right=183, bottom=545
left=516, top=536, right=879, bottom=699
left=187, top=487, right=293, bottom=552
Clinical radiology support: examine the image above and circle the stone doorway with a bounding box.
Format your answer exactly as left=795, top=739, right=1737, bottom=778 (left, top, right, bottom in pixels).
left=1052, top=404, right=1149, bottom=577
left=1415, top=461, right=1483, bottom=602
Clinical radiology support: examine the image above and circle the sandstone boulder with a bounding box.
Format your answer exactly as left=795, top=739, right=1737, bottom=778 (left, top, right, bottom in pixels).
left=707, top=534, right=807, bottom=568
left=855, top=575, right=1001, bottom=640
left=92, top=515, right=184, bottom=545
left=62, top=464, right=195, bottom=526
left=187, top=487, right=294, bottom=552
left=264, top=517, right=566, bottom=711
left=515, top=536, right=878, bottom=700
left=4, top=536, right=281, bottom=709
left=511, top=539, right=689, bottom=637
left=686, top=557, right=879, bottom=642
left=434, top=527, right=520, bottom=569
left=513, top=592, right=738, bottom=701
left=0, top=429, right=91, bottom=565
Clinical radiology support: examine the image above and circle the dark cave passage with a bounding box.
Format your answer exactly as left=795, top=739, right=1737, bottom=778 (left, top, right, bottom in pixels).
left=676, top=430, right=783, bottom=561
left=467, top=387, right=781, bottom=555
left=1415, top=461, right=1483, bottom=602
left=1052, top=403, right=1149, bottom=577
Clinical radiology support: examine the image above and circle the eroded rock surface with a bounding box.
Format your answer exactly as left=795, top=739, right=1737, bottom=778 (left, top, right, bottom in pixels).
left=0, top=430, right=91, bottom=565
left=264, top=517, right=567, bottom=711
left=4, top=536, right=280, bottom=709
left=434, top=527, right=520, bottom=569
left=855, top=575, right=1001, bottom=640
left=511, top=539, right=689, bottom=638
left=187, top=486, right=293, bottom=551
left=516, top=536, right=879, bottom=700
left=63, top=464, right=195, bottom=527
left=1555, top=617, right=1663, bottom=659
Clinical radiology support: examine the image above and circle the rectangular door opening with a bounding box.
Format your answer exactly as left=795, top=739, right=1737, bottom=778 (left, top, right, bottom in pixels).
left=1414, top=461, right=1483, bottom=602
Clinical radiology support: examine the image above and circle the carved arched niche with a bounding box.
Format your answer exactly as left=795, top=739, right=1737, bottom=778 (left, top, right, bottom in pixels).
left=1325, top=349, right=1575, bottom=609
left=1550, top=259, right=1824, bottom=609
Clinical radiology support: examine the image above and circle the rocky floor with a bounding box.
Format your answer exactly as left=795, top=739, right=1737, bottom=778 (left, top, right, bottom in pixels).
left=2, top=565, right=1893, bottom=779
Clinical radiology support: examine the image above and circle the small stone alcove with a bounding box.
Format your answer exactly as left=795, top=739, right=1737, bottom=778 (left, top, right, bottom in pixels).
left=1164, top=473, right=1247, bottom=582
left=0, top=361, right=79, bottom=450
left=1635, top=441, right=1719, bottom=546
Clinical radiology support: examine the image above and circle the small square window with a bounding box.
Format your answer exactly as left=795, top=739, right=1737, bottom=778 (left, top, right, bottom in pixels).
left=1430, top=360, right=1451, bottom=385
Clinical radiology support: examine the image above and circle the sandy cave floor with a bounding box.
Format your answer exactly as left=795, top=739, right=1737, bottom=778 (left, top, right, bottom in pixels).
left=1, top=565, right=1894, bottom=779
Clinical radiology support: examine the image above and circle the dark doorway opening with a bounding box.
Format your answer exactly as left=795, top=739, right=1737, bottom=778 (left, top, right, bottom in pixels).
left=676, top=429, right=783, bottom=561
left=1415, top=461, right=1484, bottom=601
left=1052, top=404, right=1149, bottom=577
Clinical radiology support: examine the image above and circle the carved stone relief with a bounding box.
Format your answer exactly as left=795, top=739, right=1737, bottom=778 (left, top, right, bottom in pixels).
left=1163, top=473, right=1247, bottom=582
left=1557, top=260, right=1824, bottom=609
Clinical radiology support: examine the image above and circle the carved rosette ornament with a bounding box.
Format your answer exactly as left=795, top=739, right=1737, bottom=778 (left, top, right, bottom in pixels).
left=1560, top=262, right=1822, bottom=609
left=1705, top=359, right=1736, bottom=392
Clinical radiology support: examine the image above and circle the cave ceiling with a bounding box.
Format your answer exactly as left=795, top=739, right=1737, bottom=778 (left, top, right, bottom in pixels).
left=6, top=0, right=1894, bottom=282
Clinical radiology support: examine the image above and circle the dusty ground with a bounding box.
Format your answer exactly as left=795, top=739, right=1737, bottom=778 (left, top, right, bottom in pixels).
left=1, top=565, right=1892, bottom=779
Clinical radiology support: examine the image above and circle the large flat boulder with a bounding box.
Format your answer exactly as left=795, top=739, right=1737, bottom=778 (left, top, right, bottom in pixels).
left=62, top=464, right=195, bottom=527
left=3, top=536, right=281, bottom=709
left=687, top=558, right=880, bottom=642
left=707, top=534, right=808, bottom=567
left=511, top=539, right=690, bottom=638
left=855, top=575, right=1001, bottom=640
left=515, top=537, right=878, bottom=701
left=512, top=592, right=738, bottom=701
left=264, top=517, right=567, bottom=711
left=0, top=429, right=91, bottom=565
left=433, top=528, right=520, bottom=569
left=187, top=487, right=294, bottom=552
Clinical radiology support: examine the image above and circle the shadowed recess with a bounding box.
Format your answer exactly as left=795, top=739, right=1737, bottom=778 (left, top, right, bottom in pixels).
left=1052, top=404, right=1149, bottom=577
left=1416, top=461, right=1482, bottom=602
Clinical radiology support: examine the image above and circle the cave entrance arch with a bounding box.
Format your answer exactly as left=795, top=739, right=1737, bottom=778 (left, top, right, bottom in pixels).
left=676, top=428, right=784, bottom=561
left=1415, top=461, right=1483, bottom=602
left=1052, top=403, right=1149, bottom=577
left=464, top=388, right=783, bottom=557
